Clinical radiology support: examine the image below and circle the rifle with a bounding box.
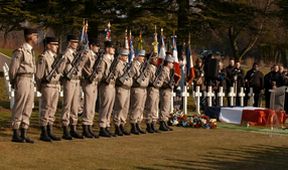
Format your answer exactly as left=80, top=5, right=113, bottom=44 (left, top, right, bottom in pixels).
left=46, top=55, right=65, bottom=82
left=152, top=64, right=164, bottom=87
left=105, top=56, right=119, bottom=83
left=168, top=68, right=175, bottom=88
left=135, top=52, right=154, bottom=84
left=88, top=49, right=105, bottom=83
left=66, top=51, right=84, bottom=80
left=117, top=62, right=132, bottom=85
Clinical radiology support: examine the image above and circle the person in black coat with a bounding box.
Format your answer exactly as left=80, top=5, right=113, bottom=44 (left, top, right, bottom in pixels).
left=244, top=62, right=264, bottom=107
left=264, top=65, right=282, bottom=108
left=233, top=60, right=245, bottom=106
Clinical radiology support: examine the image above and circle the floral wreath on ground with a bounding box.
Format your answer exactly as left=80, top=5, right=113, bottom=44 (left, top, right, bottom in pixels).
left=168, top=110, right=217, bottom=129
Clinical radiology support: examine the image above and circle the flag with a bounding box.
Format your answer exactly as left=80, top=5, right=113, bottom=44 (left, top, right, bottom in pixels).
left=128, top=30, right=135, bottom=63
left=105, top=22, right=111, bottom=41
left=152, top=25, right=158, bottom=54
left=124, top=29, right=129, bottom=49
left=157, top=28, right=166, bottom=65
left=172, top=34, right=181, bottom=84
left=186, top=37, right=195, bottom=84
left=137, top=31, right=143, bottom=55
left=80, top=18, right=89, bottom=50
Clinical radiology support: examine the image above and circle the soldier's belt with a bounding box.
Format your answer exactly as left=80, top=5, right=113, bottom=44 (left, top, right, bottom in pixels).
left=148, top=84, right=159, bottom=89
left=131, top=86, right=146, bottom=89
left=17, top=73, right=33, bottom=78
left=100, top=80, right=115, bottom=85
left=70, top=76, right=80, bottom=80
left=116, top=84, right=130, bottom=90
left=42, top=81, right=59, bottom=85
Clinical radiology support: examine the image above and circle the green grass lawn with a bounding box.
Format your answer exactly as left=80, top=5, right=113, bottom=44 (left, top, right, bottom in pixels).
left=0, top=48, right=13, bottom=57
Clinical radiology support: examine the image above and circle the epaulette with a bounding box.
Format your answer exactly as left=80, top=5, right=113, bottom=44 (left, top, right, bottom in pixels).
left=13, top=47, right=23, bottom=54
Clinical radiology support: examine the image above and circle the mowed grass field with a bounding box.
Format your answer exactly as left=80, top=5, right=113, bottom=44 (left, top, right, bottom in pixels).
left=0, top=120, right=288, bottom=170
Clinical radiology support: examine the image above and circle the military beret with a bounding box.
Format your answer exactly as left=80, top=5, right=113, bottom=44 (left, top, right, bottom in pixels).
left=104, top=41, right=114, bottom=48
left=24, top=28, right=38, bottom=36
left=44, top=37, right=59, bottom=45
left=137, top=50, right=146, bottom=57
left=120, top=49, right=129, bottom=56
left=89, top=38, right=100, bottom=46
left=165, top=53, right=174, bottom=63
left=67, top=34, right=79, bottom=42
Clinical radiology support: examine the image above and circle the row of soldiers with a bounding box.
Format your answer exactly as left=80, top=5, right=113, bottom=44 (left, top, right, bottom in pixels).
left=9, top=28, right=176, bottom=143
left=193, top=55, right=288, bottom=108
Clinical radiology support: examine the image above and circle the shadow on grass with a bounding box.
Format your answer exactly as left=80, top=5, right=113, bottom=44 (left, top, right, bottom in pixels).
left=136, top=144, right=288, bottom=170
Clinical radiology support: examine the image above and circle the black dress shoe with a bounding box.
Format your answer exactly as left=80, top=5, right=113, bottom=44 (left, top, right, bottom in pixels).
left=70, top=125, right=84, bottom=139
left=82, top=125, right=93, bottom=138
left=120, top=124, right=130, bottom=135
left=62, top=126, right=72, bottom=140
left=136, top=123, right=146, bottom=134
left=159, top=121, right=169, bottom=131
left=47, top=125, right=61, bottom=141
left=146, top=123, right=154, bottom=133
left=151, top=122, right=160, bottom=133
left=99, top=127, right=111, bottom=137
left=130, top=123, right=140, bottom=135
left=164, top=121, right=173, bottom=131
left=20, top=128, right=34, bottom=143
left=40, top=126, right=52, bottom=142
left=114, top=125, right=123, bottom=136
left=11, top=129, right=24, bottom=143
left=106, top=127, right=116, bottom=137
left=88, top=125, right=99, bottom=138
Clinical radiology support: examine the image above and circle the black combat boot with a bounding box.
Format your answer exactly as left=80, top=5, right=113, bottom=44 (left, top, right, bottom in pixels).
left=40, top=126, right=52, bottom=142
left=88, top=125, right=99, bottom=138
left=11, top=129, right=24, bottom=143
left=99, top=127, right=111, bottom=137
left=136, top=123, right=146, bottom=134
left=164, top=121, right=173, bottom=131
left=82, top=125, right=93, bottom=138
left=62, top=126, right=72, bottom=140
left=151, top=122, right=160, bottom=133
left=130, top=123, right=140, bottom=135
left=114, top=125, right=123, bottom=136
left=20, top=128, right=34, bottom=143
left=70, top=125, right=84, bottom=139
left=120, top=124, right=130, bottom=135
left=47, top=124, right=61, bottom=141
left=146, top=123, right=154, bottom=133
left=106, top=127, right=116, bottom=137
left=159, top=121, right=169, bottom=131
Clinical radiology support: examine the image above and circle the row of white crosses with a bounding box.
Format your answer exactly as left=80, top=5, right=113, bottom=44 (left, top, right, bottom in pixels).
left=3, top=63, right=14, bottom=109
left=4, top=62, right=259, bottom=115
left=169, top=85, right=255, bottom=115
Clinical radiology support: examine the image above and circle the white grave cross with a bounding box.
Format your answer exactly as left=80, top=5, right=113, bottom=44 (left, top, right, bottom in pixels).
left=217, top=86, right=225, bottom=106
left=194, top=86, right=202, bottom=114
left=206, top=86, right=215, bottom=107
left=248, top=87, right=254, bottom=106
left=238, top=87, right=245, bottom=106
left=181, top=86, right=189, bottom=115
left=228, top=86, right=236, bottom=106
left=170, top=89, right=176, bottom=113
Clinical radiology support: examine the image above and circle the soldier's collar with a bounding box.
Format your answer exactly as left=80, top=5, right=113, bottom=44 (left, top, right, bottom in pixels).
left=23, top=43, right=33, bottom=53
left=47, top=50, right=56, bottom=57
left=90, top=49, right=96, bottom=56
left=68, top=47, right=76, bottom=54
